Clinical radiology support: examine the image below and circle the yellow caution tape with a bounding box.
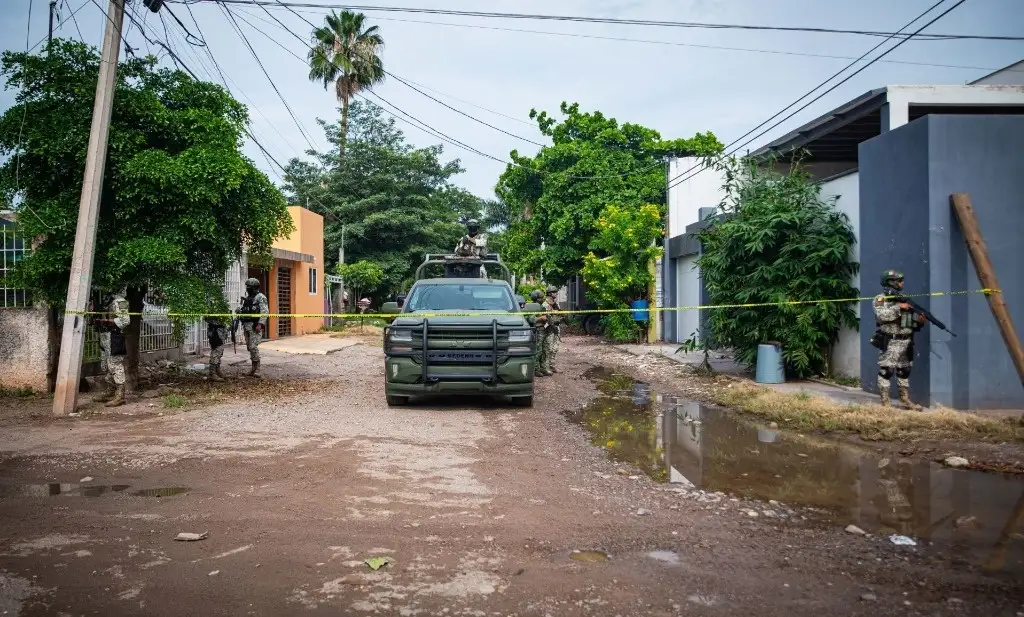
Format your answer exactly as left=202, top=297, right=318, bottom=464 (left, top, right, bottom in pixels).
left=61, top=288, right=1000, bottom=320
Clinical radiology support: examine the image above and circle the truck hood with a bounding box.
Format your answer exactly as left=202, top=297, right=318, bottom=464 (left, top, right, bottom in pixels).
left=392, top=312, right=528, bottom=327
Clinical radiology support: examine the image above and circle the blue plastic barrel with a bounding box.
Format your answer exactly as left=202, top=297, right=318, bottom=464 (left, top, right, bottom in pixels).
left=630, top=299, right=649, bottom=322
left=755, top=343, right=785, bottom=384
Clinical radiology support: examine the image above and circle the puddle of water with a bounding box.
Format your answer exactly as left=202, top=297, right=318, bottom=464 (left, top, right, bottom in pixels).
left=570, top=550, right=609, bottom=563
left=0, top=483, right=130, bottom=498
left=0, top=484, right=190, bottom=498
left=646, top=549, right=681, bottom=565
left=569, top=369, right=1024, bottom=575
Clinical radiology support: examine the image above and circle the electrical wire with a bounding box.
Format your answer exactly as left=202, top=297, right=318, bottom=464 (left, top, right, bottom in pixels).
left=191, top=0, right=1024, bottom=42
left=667, top=0, right=967, bottom=191
left=27, top=0, right=88, bottom=51
left=219, top=3, right=320, bottom=151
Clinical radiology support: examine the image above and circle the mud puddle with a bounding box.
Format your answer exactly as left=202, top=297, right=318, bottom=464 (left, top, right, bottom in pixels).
left=0, top=483, right=189, bottom=498
left=567, top=368, right=1024, bottom=575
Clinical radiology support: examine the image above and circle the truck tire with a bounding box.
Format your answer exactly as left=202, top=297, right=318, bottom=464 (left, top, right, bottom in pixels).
left=386, top=394, right=409, bottom=407
left=583, top=314, right=602, bottom=336
left=511, top=395, right=533, bottom=408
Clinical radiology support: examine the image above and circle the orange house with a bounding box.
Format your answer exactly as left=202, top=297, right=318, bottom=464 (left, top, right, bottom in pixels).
left=247, top=206, right=325, bottom=340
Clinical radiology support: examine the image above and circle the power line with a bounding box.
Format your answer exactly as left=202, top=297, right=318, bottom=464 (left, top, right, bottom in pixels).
left=27, top=0, right=88, bottom=51
left=192, top=0, right=1024, bottom=42
left=326, top=11, right=1021, bottom=75
left=385, top=72, right=545, bottom=147
left=219, top=3, right=320, bottom=151
left=668, top=0, right=967, bottom=191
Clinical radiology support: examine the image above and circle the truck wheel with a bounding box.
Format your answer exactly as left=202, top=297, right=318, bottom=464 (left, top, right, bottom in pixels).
left=583, top=315, right=602, bottom=336
left=386, top=394, right=409, bottom=407
left=511, top=395, right=533, bottom=408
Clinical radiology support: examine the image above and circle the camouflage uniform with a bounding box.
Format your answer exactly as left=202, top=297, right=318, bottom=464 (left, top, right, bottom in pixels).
left=239, top=278, right=270, bottom=377
left=97, top=293, right=130, bottom=407
left=873, top=270, right=925, bottom=409
left=541, top=288, right=562, bottom=374
left=206, top=317, right=228, bottom=382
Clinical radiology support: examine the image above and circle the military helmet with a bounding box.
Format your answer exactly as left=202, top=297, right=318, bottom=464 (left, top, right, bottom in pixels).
left=545, top=285, right=558, bottom=294
left=245, top=277, right=261, bottom=290
left=880, top=270, right=904, bottom=288
left=466, top=218, right=480, bottom=234
left=529, top=289, right=544, bottom=302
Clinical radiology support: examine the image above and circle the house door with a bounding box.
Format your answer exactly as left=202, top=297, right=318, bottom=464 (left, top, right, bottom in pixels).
left=277, top=266, right=292, bottom=337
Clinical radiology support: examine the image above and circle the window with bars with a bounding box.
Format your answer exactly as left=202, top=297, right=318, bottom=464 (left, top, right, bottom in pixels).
left=1, top=222, right=30, bottom=308
left=309, top=267, right=317, bottom=295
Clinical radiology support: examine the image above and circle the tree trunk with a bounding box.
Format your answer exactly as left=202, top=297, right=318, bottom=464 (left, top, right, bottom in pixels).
left=125, top=286, right=146, bottom=394
left=339, top=93, right=350, bottom=157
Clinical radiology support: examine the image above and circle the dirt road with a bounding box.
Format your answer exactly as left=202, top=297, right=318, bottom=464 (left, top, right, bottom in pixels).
left=1, top=338, right=1020, bottom=616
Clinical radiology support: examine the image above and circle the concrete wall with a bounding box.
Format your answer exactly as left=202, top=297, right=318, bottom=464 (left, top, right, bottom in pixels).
left=818, top=171, right=861, bottom=379
left=666, top=157, right=723, bottom=238
left=0, top=307, right=49, bottom=391
left=291, top=207, right=325, bottom=335
left=860, top=115, right=1024, bottom=409
left=968, top=60, right=1024, bottom=86
left=675, top=255, right=701, bottom=344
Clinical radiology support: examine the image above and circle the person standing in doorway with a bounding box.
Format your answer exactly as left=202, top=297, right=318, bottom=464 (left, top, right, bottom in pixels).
left=238, top=278, right=269, bottom=378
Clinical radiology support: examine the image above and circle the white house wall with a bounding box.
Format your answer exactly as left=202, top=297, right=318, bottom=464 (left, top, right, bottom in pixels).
left=676, top=255, right=701, bottom=343
left=818, top=171, right=861, bottom=379
left=667, top=157, right=724, bottom=237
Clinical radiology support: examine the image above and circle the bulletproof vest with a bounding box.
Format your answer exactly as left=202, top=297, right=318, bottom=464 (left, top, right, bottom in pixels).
left=239, top=294, right=261, bottom=323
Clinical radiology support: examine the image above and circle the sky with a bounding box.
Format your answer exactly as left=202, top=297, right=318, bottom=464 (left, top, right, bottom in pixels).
left=1, top=0, right=1022, bottom=200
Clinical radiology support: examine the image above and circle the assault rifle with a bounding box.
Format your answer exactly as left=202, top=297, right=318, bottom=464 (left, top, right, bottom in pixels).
left=894, top=294, right=957, bottom=337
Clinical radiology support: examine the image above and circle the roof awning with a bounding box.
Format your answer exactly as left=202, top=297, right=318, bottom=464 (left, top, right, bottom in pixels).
left=273, top=247, right=315, bottom=264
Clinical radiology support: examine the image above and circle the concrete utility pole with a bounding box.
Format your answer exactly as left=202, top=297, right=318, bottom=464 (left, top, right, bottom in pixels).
left=48, top=1, right=57, bottom=48
left=52, top=0, right=126, bottom=416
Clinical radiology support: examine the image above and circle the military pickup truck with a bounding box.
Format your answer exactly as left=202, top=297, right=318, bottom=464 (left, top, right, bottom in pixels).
left=381, top=253, right=541, bottom=407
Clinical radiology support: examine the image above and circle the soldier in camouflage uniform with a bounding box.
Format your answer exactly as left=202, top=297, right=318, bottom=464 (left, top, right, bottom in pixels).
left=238, top=278, right=269, bottom=377
left=541, top=285, right=562, bottom=374
left=528, top=289, right=549, bottom=376
left=873, top=270, right=926, bottom=410
left=206, top=315, right=229, bottom=382
left=95, top=291, right=130, bottom=407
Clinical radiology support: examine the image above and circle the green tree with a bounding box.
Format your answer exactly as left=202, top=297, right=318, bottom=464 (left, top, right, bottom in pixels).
left=307, top=10, right=385, bottom=156
left=283, top=100, right=482, bottom=300
left=696, top=156, right=859, bottom=378
left=0, top=40, right=294, bottom=389
left=496, top=101, right=721, bottom=295
left=336, top=260, right=384, bottom=307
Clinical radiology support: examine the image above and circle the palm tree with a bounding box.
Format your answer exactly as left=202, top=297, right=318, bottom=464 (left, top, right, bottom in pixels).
left=307, top=10, right=385, bottom=156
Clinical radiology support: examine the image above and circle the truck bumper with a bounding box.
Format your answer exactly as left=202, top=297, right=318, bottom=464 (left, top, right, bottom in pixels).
left=384, top=356, right=535, bottom=397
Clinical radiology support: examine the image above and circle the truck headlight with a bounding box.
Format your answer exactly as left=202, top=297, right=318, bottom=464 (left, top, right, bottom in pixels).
left=508, top=329, right=532, bottom=344
left=389, top=329, right=413, bottom=343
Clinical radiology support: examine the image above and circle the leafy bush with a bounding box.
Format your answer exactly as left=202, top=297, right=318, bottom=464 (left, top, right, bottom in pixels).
left=600, top=311, right=641, bottom=342
left=696, top=156, right=859, bottom=377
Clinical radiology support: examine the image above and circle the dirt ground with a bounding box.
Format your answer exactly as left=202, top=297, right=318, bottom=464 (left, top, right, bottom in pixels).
left=1, top=337, right=1021, bottom=616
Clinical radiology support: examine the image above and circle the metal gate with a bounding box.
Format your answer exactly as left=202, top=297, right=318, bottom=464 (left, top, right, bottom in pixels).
left=277, top=266, right=292, bottom=337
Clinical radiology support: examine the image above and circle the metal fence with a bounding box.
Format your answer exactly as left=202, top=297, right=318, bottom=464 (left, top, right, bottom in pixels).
left=1, top=222, right=30, bottom=308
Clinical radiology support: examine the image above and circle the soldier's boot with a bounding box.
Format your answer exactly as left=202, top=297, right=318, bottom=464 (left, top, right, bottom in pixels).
left=879, top=387, right=890, bottom=407
left=104, top=385, right=125, bottom=408
left=899, top=387, right=922, bottom=411
left=208, top=365, right=225, bottom=382
left=95, top=384, right=115, bottom=403
left=248, top=360, right=261, bottom=378
left=214, top=365, right=227, bottom=380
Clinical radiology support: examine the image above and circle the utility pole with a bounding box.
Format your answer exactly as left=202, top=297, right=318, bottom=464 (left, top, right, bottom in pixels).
left=52, top=0, right=126, bottom=416
left=48, top=1, right=57, bottom=48
left=338, top=224, right=345, bottom=313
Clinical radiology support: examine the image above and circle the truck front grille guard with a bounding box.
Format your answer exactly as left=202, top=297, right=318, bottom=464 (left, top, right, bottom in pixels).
left=384, top=320, right=536, bottom=383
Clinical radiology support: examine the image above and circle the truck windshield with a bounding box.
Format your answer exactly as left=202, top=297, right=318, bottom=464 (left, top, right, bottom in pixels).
left=406, top=284, right=515, bottom=312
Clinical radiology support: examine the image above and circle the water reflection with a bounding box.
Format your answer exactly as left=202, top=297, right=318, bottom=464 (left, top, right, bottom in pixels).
left=567, top=370, right=1024, bottom=575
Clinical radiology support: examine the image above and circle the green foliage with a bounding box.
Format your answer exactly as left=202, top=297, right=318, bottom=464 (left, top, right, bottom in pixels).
left=600, top=311, right=641, bottom=342
left=582, top=202, right=662, bottom=309
left=516, top=281, right=545, bottom=299
left=162, top=393, right=188, bottom=409
left=307, top=10, right=385, bottom=154
left=0, top=40, right=293, bottom=311
left=283, top=100, right=486, bottom=301
left=496, top=102, right=722, bottom=291
left=336, top=259, right=384, bottom=304
left=696, top=156, right=859, bottom=378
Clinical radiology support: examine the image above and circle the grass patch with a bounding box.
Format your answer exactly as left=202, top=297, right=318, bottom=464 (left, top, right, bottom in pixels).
left=162, top=394, right=188, bottom=409
left=820, top=375, right=861, bottom=388
left=0, top=386, right=38, bottom=398
left=712, top=381, right=1024, bottom=443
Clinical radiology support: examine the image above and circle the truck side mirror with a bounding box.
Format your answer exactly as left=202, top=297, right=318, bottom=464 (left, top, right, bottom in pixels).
left=382, top=302, right=400, bottom=314
left=523, top=302, right=543, bottom=314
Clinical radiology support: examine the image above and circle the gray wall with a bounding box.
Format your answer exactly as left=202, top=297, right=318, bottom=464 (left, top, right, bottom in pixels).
left=859, top=115, right=1024, bottom=409
left=0, top=306, right=50, bottom=391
